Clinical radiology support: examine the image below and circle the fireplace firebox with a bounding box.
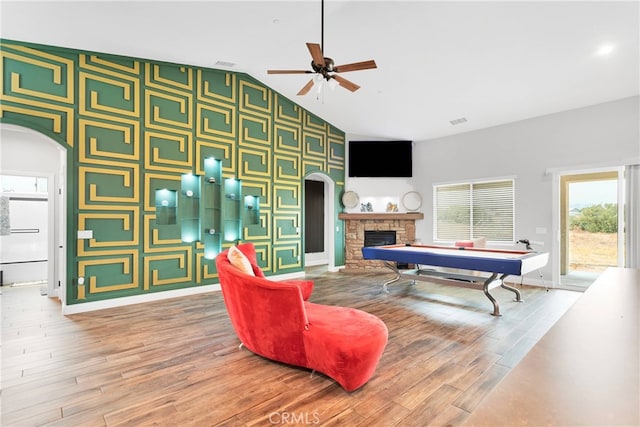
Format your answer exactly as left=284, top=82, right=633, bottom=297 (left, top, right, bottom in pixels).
left=364, top=231, right=408, bottom=269
left=364, top=231, right=396, bottom=247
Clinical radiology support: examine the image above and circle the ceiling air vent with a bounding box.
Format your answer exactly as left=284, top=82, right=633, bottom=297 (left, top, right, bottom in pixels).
left=449, top=117, right=468, bottom=126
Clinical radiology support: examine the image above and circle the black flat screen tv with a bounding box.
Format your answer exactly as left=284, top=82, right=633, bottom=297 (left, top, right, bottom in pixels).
left=348, top=140, right=413, bottom=178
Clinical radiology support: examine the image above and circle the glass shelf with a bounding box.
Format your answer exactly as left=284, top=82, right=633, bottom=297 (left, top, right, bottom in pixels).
left=243, top=195, right=260, bottom=226
left=223, top=178, right=242, bottom=243
left=180, top=174, right=201, bottom=243
left=155, top=188, right=177, bottom=225
left=203, top=157, right=222, bottom=258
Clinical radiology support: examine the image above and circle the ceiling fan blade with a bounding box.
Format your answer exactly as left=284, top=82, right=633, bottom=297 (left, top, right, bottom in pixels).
left=333, top=60, right=377, bottom=73
left=297, top=79, right=315, bottom=96
left=306, top=43, right=325, bottom=67
left=267, top=70, right=312, bottom=74
left=332, top=75, right=360, bottom=92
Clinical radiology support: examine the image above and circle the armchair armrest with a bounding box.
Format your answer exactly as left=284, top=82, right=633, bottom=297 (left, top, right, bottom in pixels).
left=238, top=275, right=309, bottom=331
left=234, top=275, right=310, bottom=366
left=277, top=279, right=314, bottom=300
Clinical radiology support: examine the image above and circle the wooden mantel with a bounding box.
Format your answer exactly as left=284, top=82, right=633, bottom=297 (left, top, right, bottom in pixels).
left=338, top=212, right=424, bottom=220
left=338, top=212, right=424, bottom=272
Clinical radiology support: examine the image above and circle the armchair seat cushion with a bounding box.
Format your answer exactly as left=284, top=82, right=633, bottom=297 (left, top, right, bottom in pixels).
left=304, top=303, right=389, bottom=392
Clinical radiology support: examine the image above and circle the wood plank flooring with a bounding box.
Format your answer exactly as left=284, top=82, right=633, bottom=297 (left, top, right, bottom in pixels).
left=1, top=268, right=581, bottom=426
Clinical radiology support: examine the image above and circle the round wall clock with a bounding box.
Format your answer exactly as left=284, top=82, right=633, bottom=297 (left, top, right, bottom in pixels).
left=341, top=191, right=360, bottom=208
left=402, top=191, right=423, bottom=212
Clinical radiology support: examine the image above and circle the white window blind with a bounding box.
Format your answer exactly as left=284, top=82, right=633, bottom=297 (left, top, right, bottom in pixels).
left=435, top=179, right=514, bottom=242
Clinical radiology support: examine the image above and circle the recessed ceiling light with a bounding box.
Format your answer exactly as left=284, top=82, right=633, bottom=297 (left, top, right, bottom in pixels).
left=450, top=117, right=467, bottom=126
left=215, top=60, right=236, bottom=68
left=596, top=44, right=615, bottom=56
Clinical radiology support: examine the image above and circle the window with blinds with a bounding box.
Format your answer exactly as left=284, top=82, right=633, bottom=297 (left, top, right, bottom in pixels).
left=434, top=179, right=514, bottom=242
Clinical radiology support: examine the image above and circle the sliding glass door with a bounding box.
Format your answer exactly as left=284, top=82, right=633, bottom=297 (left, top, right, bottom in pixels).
left=559, top=170, right=624, bottom=288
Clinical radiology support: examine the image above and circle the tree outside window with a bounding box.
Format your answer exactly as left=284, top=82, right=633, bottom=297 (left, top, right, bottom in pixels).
left=434, top=179, right=514, bottom=242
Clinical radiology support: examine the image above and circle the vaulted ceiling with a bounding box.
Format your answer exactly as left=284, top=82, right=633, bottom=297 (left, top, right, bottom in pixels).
left=2, top=1, right=638, bottom=141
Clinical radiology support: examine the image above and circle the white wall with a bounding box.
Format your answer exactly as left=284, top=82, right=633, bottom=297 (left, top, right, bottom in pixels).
left=345, top=96, right=640, bottom=282
left=343, top=134, right=418, bottom=213
left=1, top=126, right=64, bottom=174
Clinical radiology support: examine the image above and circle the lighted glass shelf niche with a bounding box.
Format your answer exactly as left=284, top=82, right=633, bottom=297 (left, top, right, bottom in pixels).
left=180, top=173, right=201, bottom=243
left=243, top=194, right=260, bottom=226
left=223, top=178, right=242, bottom=243
left=203, top=157, right=222, bottom=259
left=155, top=188, right=177, bottom=225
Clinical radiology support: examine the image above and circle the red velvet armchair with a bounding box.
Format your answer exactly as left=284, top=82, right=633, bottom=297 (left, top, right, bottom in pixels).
left=215, top=243, right=388, bottom=392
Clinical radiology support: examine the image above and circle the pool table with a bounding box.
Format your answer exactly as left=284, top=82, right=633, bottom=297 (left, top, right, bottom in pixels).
left=361, top=244, right=549, bottom=316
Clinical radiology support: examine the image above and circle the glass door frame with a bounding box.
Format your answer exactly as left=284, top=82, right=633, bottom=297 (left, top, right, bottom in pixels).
left=552, top=166, right=625, bottom=287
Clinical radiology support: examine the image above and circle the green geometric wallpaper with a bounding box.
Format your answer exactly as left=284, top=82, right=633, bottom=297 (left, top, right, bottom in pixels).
left=0, top=39, right=346, bottom=305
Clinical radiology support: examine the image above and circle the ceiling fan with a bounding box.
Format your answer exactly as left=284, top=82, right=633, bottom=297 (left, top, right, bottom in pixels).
left=267, top=0, right=377, bottom=96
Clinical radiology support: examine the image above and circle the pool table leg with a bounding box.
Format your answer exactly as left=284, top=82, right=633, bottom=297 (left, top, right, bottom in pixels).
left=483, top=273, right=502, bottom=316
left=500, top=274, right=524, bottom=302
left=484, top=273, right=524, bottom=316
left=382, top=261, right=400, bottom=293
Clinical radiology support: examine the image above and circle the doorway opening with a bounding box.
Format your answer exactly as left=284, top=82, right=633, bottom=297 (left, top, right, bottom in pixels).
left=0, top=124, right=67, bottom=306
left=560, top=170, right=622, bottom=289
left=305, top=179, right=325, bottom=255
left=304, top=172, right=336, bottom=271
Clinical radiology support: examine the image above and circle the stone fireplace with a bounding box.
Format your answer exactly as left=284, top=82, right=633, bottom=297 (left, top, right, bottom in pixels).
left=338, top=212, right=424, bottom=272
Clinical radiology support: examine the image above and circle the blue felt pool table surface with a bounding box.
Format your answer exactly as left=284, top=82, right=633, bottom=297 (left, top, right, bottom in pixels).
left=361, top=244, right=549, bottom=276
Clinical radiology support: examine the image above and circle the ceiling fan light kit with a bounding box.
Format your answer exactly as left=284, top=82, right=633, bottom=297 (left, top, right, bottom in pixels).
left=267, top=0, right=377, bottom=95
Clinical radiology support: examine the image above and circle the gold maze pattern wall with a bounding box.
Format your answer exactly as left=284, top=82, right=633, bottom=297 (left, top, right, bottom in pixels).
left=0, top=40, right=345, bottom=305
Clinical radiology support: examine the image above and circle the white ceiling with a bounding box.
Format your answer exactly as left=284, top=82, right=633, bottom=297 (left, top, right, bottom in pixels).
left=1, top=1, right=638, bottom=141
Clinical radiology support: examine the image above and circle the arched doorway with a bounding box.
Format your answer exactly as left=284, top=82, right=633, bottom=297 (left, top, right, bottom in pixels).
left=0, top=124, right=67, bottom=305
left=304, top=172, right=337, bottom=271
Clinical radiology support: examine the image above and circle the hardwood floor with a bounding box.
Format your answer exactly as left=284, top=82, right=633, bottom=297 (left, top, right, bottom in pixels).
left=1, top=268, right=581, bottom=426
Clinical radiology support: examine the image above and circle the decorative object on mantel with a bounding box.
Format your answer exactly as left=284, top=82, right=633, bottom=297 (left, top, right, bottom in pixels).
left=360, top=202, right=373, bottom=212
left=401, top=191, right=422, bottom=212
left=386, top=202, right=398, bottom=212
left=338, top=212, right=424, bottom=220
left=341, top=190, right=359, bottom=209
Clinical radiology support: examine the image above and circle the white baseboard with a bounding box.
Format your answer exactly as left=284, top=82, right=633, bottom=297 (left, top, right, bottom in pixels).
left=269, top=271, right=306, bottom=280
left=62, top=284, right=221, bottom=315
left=504, top=274, right=554, bottom=289
left=61, top=269, right=310, bottom=315
left=304, top=259, right=329, bottom=267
